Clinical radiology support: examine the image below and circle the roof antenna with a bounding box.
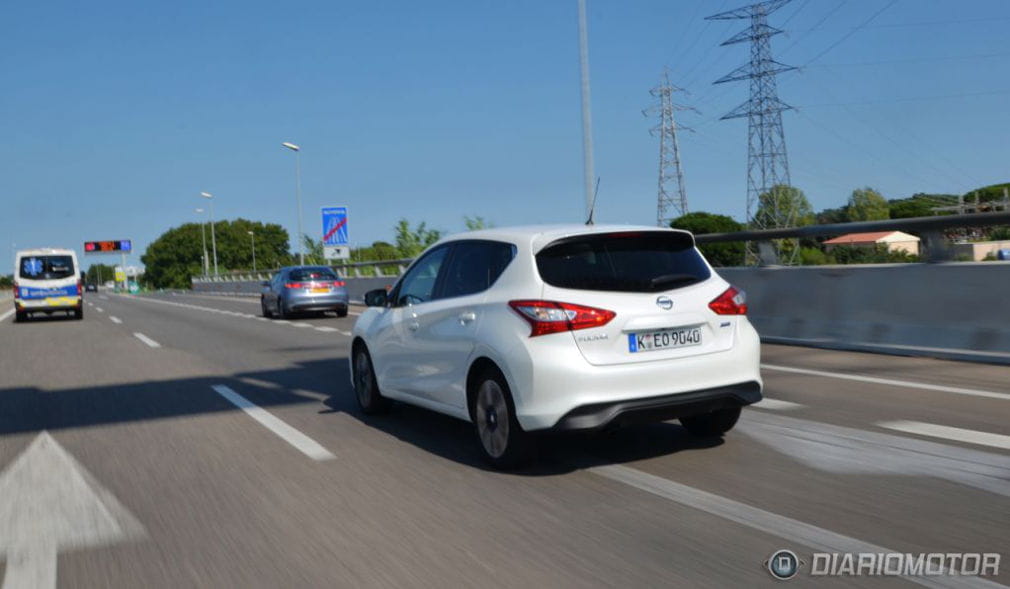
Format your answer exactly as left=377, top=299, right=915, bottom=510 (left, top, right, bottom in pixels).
left=585, top=177, right=601, bottom=225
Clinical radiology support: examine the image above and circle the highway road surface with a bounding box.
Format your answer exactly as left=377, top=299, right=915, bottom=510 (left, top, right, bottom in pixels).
left=0, top=291, right=1007, bottom=588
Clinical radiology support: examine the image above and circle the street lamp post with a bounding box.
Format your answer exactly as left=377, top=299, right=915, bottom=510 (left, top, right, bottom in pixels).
left=200, top=192, right=218, bottom=276
left=247, top=231, right=256, bottom=274
left=196, top=208, right=209, bottom=276
left=282, top=142, right=304, bottom=266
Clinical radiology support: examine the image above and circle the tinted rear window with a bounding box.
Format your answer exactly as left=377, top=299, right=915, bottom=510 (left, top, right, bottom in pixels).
left=19, top=255, right=76, bottom=280
left=536, top=232, right=710, bottom=293
left=289, top=268, right=337, bottom=281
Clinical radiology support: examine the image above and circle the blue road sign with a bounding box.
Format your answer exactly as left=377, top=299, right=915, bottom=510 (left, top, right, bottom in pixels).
left=321, top=207, right=349, bottom=246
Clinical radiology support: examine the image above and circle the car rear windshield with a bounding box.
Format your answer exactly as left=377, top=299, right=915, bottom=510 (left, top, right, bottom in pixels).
left=19, top=255, right=76, bottom=280
left=289, top=268, right=338, bottom=281
left=536, top=231, right=710, bottom=293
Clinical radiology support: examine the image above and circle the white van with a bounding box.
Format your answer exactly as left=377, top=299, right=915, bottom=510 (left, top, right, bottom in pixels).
left=13, top=248, right=83, bottom=322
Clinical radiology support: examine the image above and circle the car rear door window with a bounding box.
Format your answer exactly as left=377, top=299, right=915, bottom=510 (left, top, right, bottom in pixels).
left=439, top=241, right=516, bottom=299
left=536, top=231, right=710, bottom=293
left=394, top=246, right=450, bottom=306
left=289, top=268, right=337, bottom=281
left=19, top=255, right=76, bottom=280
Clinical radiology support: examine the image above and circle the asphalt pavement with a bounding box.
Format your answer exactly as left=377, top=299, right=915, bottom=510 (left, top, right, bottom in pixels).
left=0, top=291, right=1007, bottom=588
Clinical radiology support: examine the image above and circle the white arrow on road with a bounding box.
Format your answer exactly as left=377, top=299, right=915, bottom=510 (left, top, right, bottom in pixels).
left=0, top=432, right=145, bottom=589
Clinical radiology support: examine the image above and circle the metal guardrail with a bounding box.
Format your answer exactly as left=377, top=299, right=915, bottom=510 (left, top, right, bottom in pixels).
left=190, top=258, right=414, bottom=283
left=694, top=211, right=1010, bottom=265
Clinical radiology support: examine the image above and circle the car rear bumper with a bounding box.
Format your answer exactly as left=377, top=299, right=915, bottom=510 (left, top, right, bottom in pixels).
left=286, top=294, right=349, bottom=312
left=551, top=381, right=761, bottom=431
left=15, top=297, right=82, bottom=311
left=503, top=318, right=763, bottom=431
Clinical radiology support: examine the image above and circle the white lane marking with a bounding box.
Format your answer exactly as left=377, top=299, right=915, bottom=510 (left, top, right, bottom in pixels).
left=0, top=432, right=146, bottom=589
left=95, top=307, right=104, bottom=313
left=348, top=311, right=361, bottom=316
left=741, top=412, right=1010, bottom=498
left=0, top=308, right=14, bottom=323
left=315, top=326, right=338, bottom=333
left=211, top=385, right=335, bottom=461
left=291, top=322, right=312, bottom=328
left=592, top=464, right=1005, bottom=589
left=109, top=316, right=122, bottom=324
left=133, top=333, right=161, bottom=348
left=254, top=317, right=269, bottom=321
left=339, top=330, right=352, bottom=336
left=273, top=319, right=291, bottom=324
left=878, top=421, right=1010, bottom=451
left=763, top=363, right=1010, bottom=402
left=752, top=398, right=802, bottom=411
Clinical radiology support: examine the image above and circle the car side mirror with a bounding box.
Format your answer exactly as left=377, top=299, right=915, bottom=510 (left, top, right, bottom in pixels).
left=364, top=288, right=388, bottom=307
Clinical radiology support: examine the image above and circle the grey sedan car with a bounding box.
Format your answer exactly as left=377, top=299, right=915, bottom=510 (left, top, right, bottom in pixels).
left=261, top=266, right=350, bottom=318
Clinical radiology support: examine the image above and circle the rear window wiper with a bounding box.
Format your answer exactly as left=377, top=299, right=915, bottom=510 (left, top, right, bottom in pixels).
left=649, top=273, right=699, bottom=289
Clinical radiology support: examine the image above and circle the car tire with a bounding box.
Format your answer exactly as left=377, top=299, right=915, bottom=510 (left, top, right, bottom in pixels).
left=74, top=307, right=83, bottom=320
left=680, top=406, right=742, bottom=437
left=14, top=311, right=26, bottom=323
left=276, top=298, right=288, bottom=319
left=471, top=369, right=534, bottom=470
left=353, top=345, right=391, bottom=414
left=261, top=297, right=273, bottom=318
left=336, top=306, right=348, bottom=318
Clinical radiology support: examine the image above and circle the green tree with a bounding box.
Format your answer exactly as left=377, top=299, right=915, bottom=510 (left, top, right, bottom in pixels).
left=962, top=182, right=1010, bottom=205
left=888, top=193, right=957, bottom=218
left=0, top=274, right=12, bottom=288
left=85, top=263, right=117, bottom=285
left=141, top=219, right=290, bottom=288
left=464, top=216, right=493, bottom=231
left=816, top=206, right=848, bottom=225
left=394, top=219, right=442, bottom=257
left=847, top=187, right=889, bottom=222
left=828, top=244, right=919, bottom=264
left=753, top=185, right=815, bottom=229
left=670, top=211, right=745, bottom=267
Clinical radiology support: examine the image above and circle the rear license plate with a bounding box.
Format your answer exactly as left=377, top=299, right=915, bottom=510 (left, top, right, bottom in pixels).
left=311, top=287, right=330, bottom=294
left=628, top=326, right=702, bottom=353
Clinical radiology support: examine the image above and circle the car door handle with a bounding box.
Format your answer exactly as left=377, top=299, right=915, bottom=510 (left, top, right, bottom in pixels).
left=458, top=312, right=476, bottom=324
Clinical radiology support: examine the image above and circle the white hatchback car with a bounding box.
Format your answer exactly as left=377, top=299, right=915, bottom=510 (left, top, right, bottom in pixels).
left=350, top=225, right=762, bottom=467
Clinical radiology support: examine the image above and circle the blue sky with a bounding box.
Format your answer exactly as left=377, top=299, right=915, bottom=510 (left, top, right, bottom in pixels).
left=2, top=0, right=1008, bottom=274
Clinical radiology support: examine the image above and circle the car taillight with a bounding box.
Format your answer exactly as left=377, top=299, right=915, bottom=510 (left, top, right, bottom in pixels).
left=709, top=286, right=747, bottom=315
left=331, top=281, right=345, bottom=287
left=508, top=300, right=616, bottom=337
left=13, top=284, right=19, bottom=298
left=284, top=282, right=306, bottom=289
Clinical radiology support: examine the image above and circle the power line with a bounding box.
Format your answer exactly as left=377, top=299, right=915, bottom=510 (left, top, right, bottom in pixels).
left=808, top=51, right=1010, bottom=68
left=802, top=0, right=898, bottom=66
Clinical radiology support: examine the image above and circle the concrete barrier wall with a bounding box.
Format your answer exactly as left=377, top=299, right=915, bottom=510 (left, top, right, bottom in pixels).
left=721, top=262, right=1010, bottom=364
left=192, top=277, right=398, bottom=303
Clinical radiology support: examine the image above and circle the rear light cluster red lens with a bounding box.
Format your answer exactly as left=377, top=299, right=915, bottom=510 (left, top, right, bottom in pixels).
left=285, top=282, right=306, bottom=289
left=331, top=281, right=346, bottom=287
left=709, top=286, right=747, bottom=315
left=77, top=280, right=83, bottom=294
left=13, top=285, right=19, bottom=298
left=508, top=300, right=616, bottom=337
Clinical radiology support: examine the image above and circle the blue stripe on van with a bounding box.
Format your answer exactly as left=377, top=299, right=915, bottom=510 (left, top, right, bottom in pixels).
left=19, top=285, right=79, bottom=299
